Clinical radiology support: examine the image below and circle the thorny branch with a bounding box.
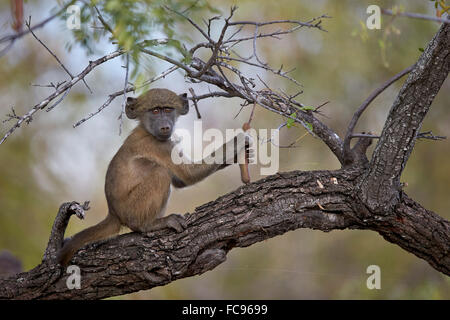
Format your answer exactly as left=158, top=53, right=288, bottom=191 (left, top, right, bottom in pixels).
left=136, top=8, right=347, bottom=161
left=25, top=17, right=93, bottom=94
left=1, top=6, right=339, bottom=158
left=0, top=50, right=124, bottom=145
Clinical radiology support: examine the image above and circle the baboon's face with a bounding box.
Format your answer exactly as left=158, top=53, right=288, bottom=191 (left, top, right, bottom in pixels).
left=141, top=107, right=177, bottom=141
left=125, top=89, right=190, bottom=141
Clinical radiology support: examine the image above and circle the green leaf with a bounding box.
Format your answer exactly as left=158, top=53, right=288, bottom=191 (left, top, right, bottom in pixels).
left=305, top=121, right=313, bottom=133
left=134, top=73, right=148, bottom=95
left=287, top=112, right=296, bottom=128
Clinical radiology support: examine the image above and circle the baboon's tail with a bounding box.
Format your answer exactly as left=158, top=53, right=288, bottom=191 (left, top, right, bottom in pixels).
left=57, top=214, right=121, bottom=266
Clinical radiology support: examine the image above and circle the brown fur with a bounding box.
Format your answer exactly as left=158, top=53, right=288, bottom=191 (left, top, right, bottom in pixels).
left=57, top=89, right=247, bottom=266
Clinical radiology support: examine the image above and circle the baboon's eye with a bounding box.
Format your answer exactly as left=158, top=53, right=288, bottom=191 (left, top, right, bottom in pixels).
left=164, top=108, right=173, bottom=113
left=151, top=108, right=160, bottom=114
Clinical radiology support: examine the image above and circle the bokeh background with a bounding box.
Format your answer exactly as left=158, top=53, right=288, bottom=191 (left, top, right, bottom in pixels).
left=0, top=0, right=449, bottom=299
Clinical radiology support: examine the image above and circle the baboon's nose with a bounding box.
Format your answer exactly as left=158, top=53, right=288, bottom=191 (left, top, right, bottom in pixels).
left=160, top=126, right=171, bottom=133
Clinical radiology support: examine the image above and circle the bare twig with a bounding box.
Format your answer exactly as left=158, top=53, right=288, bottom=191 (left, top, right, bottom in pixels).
left=345, top=131, right=446, bottom=144
left=416, top=131, right=446, bottom=141
left=118, top=53, right=130, bottom=135
left=138, top=47, right=193, bottom=74
left=224, top=15, right=330, bottom=45
left=2, top=6, right=342, bottom=163
left=74, top=66, right=180, bottom=127
left=188, top=88, right=202, bottom=119
left=218, top=56, right=302, bottom=87
left=46, top=87, right=71, bottom=112
left=343, top=64, right=415, bottom=162
left=164, top=5, right=214, bottom=44
left=350, top=133, right=380, bottom=139
left=190, top=91, right=236, bottom=101
left=382, top=8, right=450, bottom=24
left=74, top=88, right=129, bottom=128
left=140, top=66, right=179, bottom=88
left=25, top=17, right=92, bottom=94
left=0, top=50, right=124, bottom=144
left=2, top=108, right=21, bottom=123
left=227, top=17, right=329, bottom=29
left=94, top=5, right=115, bottom=35
left=30, top=81, right=67, bottom=90
left=26, top=18, right=72, bottom=77
left=193, top=7, right=237, bottom=78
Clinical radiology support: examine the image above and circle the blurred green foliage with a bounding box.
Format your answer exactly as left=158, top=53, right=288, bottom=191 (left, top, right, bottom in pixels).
left=61, top=0, right=217, bottom=78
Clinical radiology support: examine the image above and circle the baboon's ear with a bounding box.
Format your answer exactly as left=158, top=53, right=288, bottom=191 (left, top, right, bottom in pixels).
left=125, top=97, right=139, bottom=119
left=178, top=93, right=189, bottom=115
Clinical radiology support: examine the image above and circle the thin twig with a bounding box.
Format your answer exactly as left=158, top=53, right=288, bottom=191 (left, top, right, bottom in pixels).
left=140, top=66, right=179, bottom=88
left=343, top=64, right=415, bottom=160
left=74, top=66, right=181, bottom=128
left=46, top=87, right=71, bottom=112
left=118, top=53, right=130, bottom=135
left=382, top=9, right=450, bottom=24
left=94, top=5, right=115, bottom=35
left=74, top=91, right=124, bottom=128
left=218, top=56, right=302, bottom=87
left=0, top=50, right=124, bottom=144
left=350, top=133, right=380, bottom=139
left=26, top=17, right=73, bottom=78
left=190, top=91, right=236, bottom=100
left=25, top=17, right=92, bottom=94
left=248, top=103, right=256, bottom=124
left=193, top=7, right=237, bottom=78
left=164, top=5, right=214, bottom=44
left=138, top=47, right=193, bottom=74
left=416, top=131, right=446, bottom=141
left=188, top=88, right=202, bottom=119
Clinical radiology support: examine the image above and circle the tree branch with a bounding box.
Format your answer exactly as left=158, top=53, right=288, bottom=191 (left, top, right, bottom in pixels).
left=0, top=50, right=124, bottom=144
left=43, top=201, right=90, bottom=262
left=382, top=8, right=450, bottom=24
left=342, top=64, right=415, bottom=165
left=358, top=21, right=450, bottom=212
left=0, top=168, right=448, bottom=299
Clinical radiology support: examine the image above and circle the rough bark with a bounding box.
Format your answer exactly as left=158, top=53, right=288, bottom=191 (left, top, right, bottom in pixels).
left=0, top=168, right=448, bottom=300
left=359, top=21, right=450, bottom=212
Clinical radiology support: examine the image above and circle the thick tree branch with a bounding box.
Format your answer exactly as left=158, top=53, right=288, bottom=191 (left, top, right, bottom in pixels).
left=0, top=168, right=448, bottom=299
left=358, top=21, right=450, bottom=212
left=42, top=201, right=90, bottom=262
